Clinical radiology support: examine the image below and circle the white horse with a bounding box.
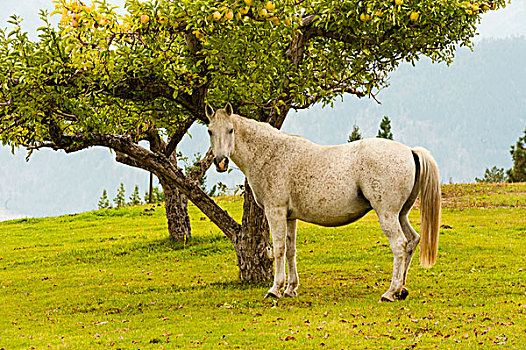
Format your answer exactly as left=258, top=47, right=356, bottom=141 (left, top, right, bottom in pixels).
left=205, top=103, right=441, bottom=302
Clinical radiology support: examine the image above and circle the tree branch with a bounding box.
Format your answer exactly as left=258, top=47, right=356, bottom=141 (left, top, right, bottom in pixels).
left=146, top=128, right=165, bottom=154
left=165, top=115, right=196, bottom=158
left=187, top=148, right=214, bottom=182
left=38, top=131, right=241, bottom=239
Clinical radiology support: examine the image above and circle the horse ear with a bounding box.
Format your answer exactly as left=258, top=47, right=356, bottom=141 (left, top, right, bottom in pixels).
left=224, top=102, right=233, bottom=116
left=205, top=103, right=215, bottom=122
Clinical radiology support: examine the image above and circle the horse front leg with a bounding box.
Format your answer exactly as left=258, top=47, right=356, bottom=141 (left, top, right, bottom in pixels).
left=284, top=219, right=299, bottom=297
left=265, top=207, right=288, bottom=299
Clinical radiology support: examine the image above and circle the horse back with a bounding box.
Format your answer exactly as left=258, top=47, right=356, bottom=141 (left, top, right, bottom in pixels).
left=282, top=138, right=416, bottom=225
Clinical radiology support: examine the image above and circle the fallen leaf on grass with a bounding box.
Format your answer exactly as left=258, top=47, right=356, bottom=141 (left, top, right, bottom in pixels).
left=279, top=336, right=296, bottom=341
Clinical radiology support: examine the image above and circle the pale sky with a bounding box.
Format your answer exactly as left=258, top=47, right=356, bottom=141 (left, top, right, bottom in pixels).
left=1, top=0, right=526, bottom=40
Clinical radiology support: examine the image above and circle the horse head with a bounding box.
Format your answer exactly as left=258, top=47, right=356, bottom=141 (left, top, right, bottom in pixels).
left=205, top=102, right=235, bottom=173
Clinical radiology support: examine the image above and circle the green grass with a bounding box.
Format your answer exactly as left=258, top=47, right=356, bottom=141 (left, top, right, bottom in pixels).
left=1, top=186, right=525, bottom=349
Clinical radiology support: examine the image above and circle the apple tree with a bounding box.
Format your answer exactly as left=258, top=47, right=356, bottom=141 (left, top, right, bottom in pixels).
left=0, top=0, right=505, bottom=282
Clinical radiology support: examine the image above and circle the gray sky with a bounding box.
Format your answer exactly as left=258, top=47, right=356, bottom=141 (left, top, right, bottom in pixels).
left=1, top=0, right=526, bottom=40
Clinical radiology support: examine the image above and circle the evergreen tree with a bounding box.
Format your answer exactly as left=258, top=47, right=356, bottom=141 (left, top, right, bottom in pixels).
left=475, top=166, right=507, bottom=183
left=347, top=123, right=362, bottom=142
left=97, top=189, right=110, bottom=209
left=144, top=191, right=150, bottom=204
left=114, top=183, right=126, bottom=208
left=507, top=127, right=526, bottom=182
left=377, top=116, right=393, bottom=140
left=128, top=185, right=143, bottom=206
left=145, top=186, right=165, bottom=203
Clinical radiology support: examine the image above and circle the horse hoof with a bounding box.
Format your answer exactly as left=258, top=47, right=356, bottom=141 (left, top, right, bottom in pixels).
left=283, top=291, right=297, bottom=298
left=265, top=292, right=281, bottom=299
left=379, top=295, right=394, bottom=303
left=398, top=287, right=409, bottom=300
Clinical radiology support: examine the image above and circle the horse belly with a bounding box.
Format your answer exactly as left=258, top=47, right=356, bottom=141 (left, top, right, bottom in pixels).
left=288, top=186, right=372, bottom=227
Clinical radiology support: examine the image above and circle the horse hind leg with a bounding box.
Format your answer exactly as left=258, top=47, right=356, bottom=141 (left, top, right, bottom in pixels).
left=397, top=165, right=421, bottom=299
left=377, top=213, right=410, bottom=302
left=400, top=215, right=420, bottom=285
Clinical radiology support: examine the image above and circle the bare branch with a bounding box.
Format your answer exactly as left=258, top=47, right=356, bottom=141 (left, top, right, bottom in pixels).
left=146, top=128, right=165, bottom=154
left=52, top=108, right=78, bottom=121
left=187, top=148, right=214, bottom=182
left=165, top=115, right=196, bottom=157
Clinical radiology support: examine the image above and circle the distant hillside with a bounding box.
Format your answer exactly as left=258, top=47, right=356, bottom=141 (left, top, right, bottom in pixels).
left=1, top=37, right=525, bottom=220
left=0, top=147, right=152, bottom=220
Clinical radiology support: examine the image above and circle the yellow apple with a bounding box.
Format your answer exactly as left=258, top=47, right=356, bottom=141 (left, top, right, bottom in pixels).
left=140, top=14, right=150, bottom=24
left=259, top=8, right=268, bottom=17
left=244, top=0, right=253, bottom=6
left=410, top=12, right=419, bottom=21
left=266, top=1, right=275, bottom=11
left=395, top=0, right=403, bottom=5
left=213, top=11, right=222, bottom=21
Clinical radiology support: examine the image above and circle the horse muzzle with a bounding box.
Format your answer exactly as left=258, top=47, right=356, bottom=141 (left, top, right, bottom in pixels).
left=214, top=156, right=229, bottom=173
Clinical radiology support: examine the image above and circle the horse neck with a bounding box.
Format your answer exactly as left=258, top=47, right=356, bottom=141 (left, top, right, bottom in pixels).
left=230, top=115, right=281, bottom=174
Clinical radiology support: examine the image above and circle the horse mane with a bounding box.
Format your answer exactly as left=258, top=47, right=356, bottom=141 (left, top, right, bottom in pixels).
left=234, top=114, right=309, bottom=142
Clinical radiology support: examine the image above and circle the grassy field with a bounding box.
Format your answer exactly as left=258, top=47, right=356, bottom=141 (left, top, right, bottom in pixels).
left=1, top=183, right=525, bottom=349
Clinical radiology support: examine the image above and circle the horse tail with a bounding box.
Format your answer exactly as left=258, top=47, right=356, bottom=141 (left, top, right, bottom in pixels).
left=412, top=147, right=441, bottom=268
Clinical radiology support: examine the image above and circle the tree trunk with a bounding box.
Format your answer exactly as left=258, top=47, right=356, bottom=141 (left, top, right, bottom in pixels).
left=160, top=178, right=191, bottom=241
left=111, top=138, right=272, bottom=280
left=233, top=180, right=274, bottom=282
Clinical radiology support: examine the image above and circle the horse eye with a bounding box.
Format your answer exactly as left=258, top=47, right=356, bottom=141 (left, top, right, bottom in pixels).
left=228, top=129, right=233, bottom=134
left=207, top=130, right=212, bottom=136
